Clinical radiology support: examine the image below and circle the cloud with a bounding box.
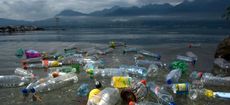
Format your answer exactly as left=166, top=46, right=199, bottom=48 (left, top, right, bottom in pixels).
left=0, top=0, right=185, bottom=21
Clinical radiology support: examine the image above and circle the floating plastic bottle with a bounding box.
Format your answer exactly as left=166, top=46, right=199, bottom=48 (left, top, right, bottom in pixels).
left=119, top=65, right=148, bottom=77
left=147, top=82, right=176, bottom=105
left=166, top=69, right=182, bottom=85
left=25, top=49, right=41, bottom=59
left=30, top=73, right=78, bottom=93
left=111, top=76, right=132, bottom=88
left=87, top=68, right=129, bottom=78
left=172, top=83, right=190, bottom=95
left=186, top=51, right=198, bottom=61
left=135, top=60, right=165, bottom=69
left=214, top=58, right=230, bottom=69
left=23, top=60, right=62, bottom=70
left=129, top=101, right=162, bottom=105
left=176, top=55, right=195, bottom=65
left=15, top=48, right=24, bottom=58
left=147, top=64, right=160, bottom=77
left=60, top=55, right=84, bottom=65
left=123, top=47, right=138, bottom=54
left=138, top=50, right=161, bottom=60
left=49, top=64, right=80, bottom=74
left=201, top=73, right=230, bottom=86
left=0, top=75, right=32, bottom=87
left=169, top=60, right=188, bottom=74
left=97, top=48, right=113, bottom=55
left=87, top=87, right=121, bottom=105
left=189, top=71, right=203, bottom=80
left=21, top=57, right=42, bottom=65
left=188, top=43, right=201, bottom=48
left=77, top=83, right=90, bottom=97
left=14, top=68, right=34, bottom=77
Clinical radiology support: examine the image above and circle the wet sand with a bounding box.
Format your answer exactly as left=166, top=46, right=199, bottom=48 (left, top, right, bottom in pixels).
left=0, top=42, right=229, bottom=105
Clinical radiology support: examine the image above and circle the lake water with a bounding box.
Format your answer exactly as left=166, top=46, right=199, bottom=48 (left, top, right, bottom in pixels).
left=0, top=29, right=229, bottom=105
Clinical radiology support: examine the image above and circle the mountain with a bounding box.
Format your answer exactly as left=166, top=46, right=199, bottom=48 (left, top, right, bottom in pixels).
left=56, top=9, right=87, bottom=16
left=0, top=18, right=30, bottom=26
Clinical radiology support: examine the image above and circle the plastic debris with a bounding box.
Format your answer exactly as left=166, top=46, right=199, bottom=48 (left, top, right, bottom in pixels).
left=77, top=83, right=90, bottom=97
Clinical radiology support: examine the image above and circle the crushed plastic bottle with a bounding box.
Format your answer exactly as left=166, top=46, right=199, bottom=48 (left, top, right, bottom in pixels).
left=138, top=50, right=161, bottom=60
left=166, top=69, right=182, bottom=85
left=87, top=87, right=121, bottom=105
left=111, top=76, right=132, bottom=88
left=77, top=83, right=90, bottom=97
left=0, top=75, right=33, bottom=87
left=201, top=73, right=230, bottom=86
left=147, top=82, right=176, bottom=105
left=30, top=73, right=78, bottom=93
left=169, top=60, right=188, bottom=74
left=25, top=49, right=41, bottom=59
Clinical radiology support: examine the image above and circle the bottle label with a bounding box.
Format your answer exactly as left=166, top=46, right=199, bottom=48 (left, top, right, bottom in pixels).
left=112, top=76, right=131, bottom=88
left=175, top=83, right=189, bottom=94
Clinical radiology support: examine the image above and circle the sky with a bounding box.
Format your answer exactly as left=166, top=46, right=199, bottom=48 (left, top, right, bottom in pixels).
left=0, top=0, right=188, bottom=21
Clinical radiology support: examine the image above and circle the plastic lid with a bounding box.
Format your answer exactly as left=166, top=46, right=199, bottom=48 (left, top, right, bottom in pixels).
left=197, top=72, right=203, bottom=78
left=129, top=101, right=136, bottom=105
left=167, top=79, right=172, bottom=84
left=31, top=88, right=36, bottom=93
left=140, top=80, right=147, bottom=86
left=95, top=80, right=102, bottom=89
left=169, top=102, right=176, bottom=105
left=21, top=88, right=28, bottom=94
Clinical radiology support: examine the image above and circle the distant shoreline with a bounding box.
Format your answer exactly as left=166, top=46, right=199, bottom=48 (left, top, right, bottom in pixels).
left=0, top=25, right=45, bottom=33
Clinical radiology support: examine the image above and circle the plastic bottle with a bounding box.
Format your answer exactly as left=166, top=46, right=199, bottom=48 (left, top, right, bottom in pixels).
left=214, top=58, right=230, bottom=69
left=0, top=75, right=32, bottom=87
left=166, top=69, right=182, bottom=85
left=147, top=64, right=160, bottom=77
left=169, top=60, right=188, bottom=74
left=77, top=83, right=90, bottom=97
left=119, top=65, right=148, bottom=77
left=186, top=51, right=198, bottom=61
left=15, top=48, right=24, bottom=58
left=111, top=76, right=132, bottom=88
left=21, top=57, right=42, bottom=65
left=25, top=49, right=41, bottom=59
left=130, top=80, right=148, bottom=102
left=23, top=60, right=62, bottom=69
left=87, top=87, right=121, bottom=105
left=87, top=68, right=128, bottom=78
left=138, top=50, right=161, bottom=60
left=30, top=73, right=78, bottom=93
left=176, top=55, right=194, bottom=63
left=49, top=65, right=80, bottom=74
left=14, top=68, right=34, bottom=77
left=133, top=54, right=144, bottom=61
left=97, top=48, right=113, bottom=55
left=60, top=55, right=84, bottom=65
left=129, top=101, right=162, bottom=105
left=172, top=83, right=190, bottom=95
left=201, top=73, right=230, bottom=86
left=147, top=82, right=176, bottom=105
left=189, top=71, right=203, bottom=80
left=123, top=47, right=138, bottom=54
left=135, top=60, right=166, bottom=69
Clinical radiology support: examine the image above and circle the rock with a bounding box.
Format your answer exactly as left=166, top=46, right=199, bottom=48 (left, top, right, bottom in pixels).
left=213, top=36, right=230, bottom=76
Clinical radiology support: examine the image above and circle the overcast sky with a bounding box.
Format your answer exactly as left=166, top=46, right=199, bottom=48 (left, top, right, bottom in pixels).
left=0, top=0, right=187, bottom=21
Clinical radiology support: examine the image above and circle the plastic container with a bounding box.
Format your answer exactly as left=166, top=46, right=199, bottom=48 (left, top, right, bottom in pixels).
left=166, top=69, right=182, bottom=85
left=77, top=83, right=90, bottom=96
left=0, top=75, right=32, bottom=87
left=201, top=73, right=230, bottom=86
left=147, top=82, right=176, bottom=105
left=14, top=68, right=34, bottom=77
left=30, top=73, right=78, bottom=93
left=138, top=50, right=161, bottom=60
left=119, top=65, right=147, bottom=77
left=176, top=55, right=194, bottom=63
left=25, top=49, right=41, bottom=59
left=111, top=76, right=132, bottom=88
left=87, top=88, right=120, bottom=105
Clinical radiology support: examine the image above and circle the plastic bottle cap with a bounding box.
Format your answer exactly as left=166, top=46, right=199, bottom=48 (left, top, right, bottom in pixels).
left=169, top=102, right=176, bottom=105
left=95, top=81, right=102, bottom=89
left=140, top=80, right=147, bottom=86
left=22, top=88, right=28, bottom=94
left=129, top=101, right=136, bottom=105
left=52, top=72, right=59, bottom=78
left=167, top=79, right=172, bottom=84
left=197, top=72, right=203, bottom=78
left=31, top=88, right=36, bottom=93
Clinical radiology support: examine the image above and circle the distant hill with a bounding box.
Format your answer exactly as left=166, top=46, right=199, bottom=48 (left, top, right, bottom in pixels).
left=0, top=18, right=30, bottom=26
left=56, top=9, right=87, bottom=16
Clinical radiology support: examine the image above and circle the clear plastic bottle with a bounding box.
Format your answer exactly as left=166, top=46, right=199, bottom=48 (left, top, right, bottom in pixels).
left=111, top=76, right=132, bottom=88
left=119, top=65, right=148, bottom=77
left=87, top=87, right=121, bottom=105
left=60, top=55, right=84, bottom=65
left=123, top=47, right=138, bottom=54
left=77, top=83, right=90, bottom=96
left=30, top=73, right=78, bottom=93
left=97, top=48, right=113, bottom=55
left=135, top=60, right=165, bottom=69
left=201, top=73, right=230, bottom=86
left=138, top=50, right=161, bottom=60
left=176, top=55, right=194, bottom=63
left=130, top=80, right=148, bottom=102
left=0, top=75, right=32, bottom=87
left=21, top=57, right=42, bottom=65
left=186, top=51, right=198, bottom=61
left=23, top=60, right=62, bottom=70
left=166, top=69, right=182, bottom=85
left=147, top=82, right=176, bottom=105
left=147, top=64, right=160, bottom=77
left=87, top=68, right=129, bottom=78
left=214, top=58, right=230, bottom=69
left=14, top=68, right=34, bottom=77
